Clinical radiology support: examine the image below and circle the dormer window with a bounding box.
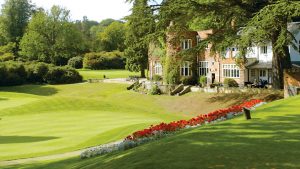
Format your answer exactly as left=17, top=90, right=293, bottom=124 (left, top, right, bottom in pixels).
left=181, top=39, right=192, bottom=50
left=260, top=46, right=268, bottom=54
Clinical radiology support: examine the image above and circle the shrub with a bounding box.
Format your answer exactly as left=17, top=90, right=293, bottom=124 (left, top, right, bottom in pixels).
left=68, top=56, right=83, bottom=69
left=152, top=75, right=162, bottom=82
left=25, top=62, right=49, bottom=84
left=0, top=53, right=15, bottom=61
left=45, top=66, right=83, bottom=84
left=0, top=62, right=26, bottom=86
left=83, top=51, right=125, bottom=70
left=224, top=78, right=239, bottom=87
left=149, top=85, right=161, bottom=95
left=180, top=76, right=198, bottom=85
left=199, top=76, right=207, bottom=87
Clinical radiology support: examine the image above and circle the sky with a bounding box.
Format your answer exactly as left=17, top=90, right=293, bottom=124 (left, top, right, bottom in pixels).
left=0, top=0, right=134, bottom=22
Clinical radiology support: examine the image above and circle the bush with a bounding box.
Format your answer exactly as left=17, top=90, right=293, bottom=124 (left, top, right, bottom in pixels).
left=180, top=76, right=198, bottom=85
left=68, top=56, right=83, bottom=69
left=199, top=76, right=207, bottom=87
left=45, top=66, right=83, bottom=84
left=83, top=51, right=125, bottom=70
left=25, top=62, right=49, bottom=84
left=152, top=75, right=162, bottom=82
left=0, top=61, right=82, bottom=86
left=149, top=85, right=161, bottom=95
left=224, top=78, right=239, bottom=87
left=0, top=62, right=26, bottom=86
left=0, top=53, right=15, bottom=61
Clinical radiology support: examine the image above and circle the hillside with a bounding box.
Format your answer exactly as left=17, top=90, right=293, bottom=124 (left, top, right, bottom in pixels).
left=5, top=95, right=300, bottom=169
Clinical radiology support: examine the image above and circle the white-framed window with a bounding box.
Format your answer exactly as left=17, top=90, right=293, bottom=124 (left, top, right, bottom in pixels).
left=154, top=61, right=162, bottom=75
left=181, top=39, right=192, bottom=50
left=259, top=70, right=267, bottom=77
left=223, top=64, right=240, bottom=78
left=181, top=61, right=192, bottom=76
left=260, top=46, right=268, bottom=54
left=250, top=69, right=256, bottom=77
left=199, top=61, right=209, bottom=76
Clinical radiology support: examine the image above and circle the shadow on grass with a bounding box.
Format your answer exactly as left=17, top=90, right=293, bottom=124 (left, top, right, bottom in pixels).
left=0, top=85, right=58, bottom=96
left=207, top=92, right=283, bottom=106
left=11, top=114, right=300, bottom=169
left=0, top=98, right=8, bottom=101
left=0, top=136, right=59, bottom=144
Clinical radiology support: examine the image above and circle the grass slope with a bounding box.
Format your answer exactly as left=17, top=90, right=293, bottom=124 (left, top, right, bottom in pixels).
left=11, top=95, right=300, bottom=169
left=0, top=82, right=235, bottom=161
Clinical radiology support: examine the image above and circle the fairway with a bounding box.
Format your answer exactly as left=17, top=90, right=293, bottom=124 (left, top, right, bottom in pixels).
left=78, top=69, right=140, bottom=80
left=8, top=95, right=300, bottom=169
left=0, top=81, right=237, bottom=162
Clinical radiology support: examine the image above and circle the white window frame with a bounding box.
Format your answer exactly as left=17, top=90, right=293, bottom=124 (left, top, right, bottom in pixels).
left=199, top=61, right=209, bottom=76
left=154, top=61, right=162, bottom=75
left=260, top=46, right=268, bottom=54
left=222, top=64, right=240, bottom=78
left=181, top=39, right=192, bottom=50
left=181, top=61, right=192, bottom=76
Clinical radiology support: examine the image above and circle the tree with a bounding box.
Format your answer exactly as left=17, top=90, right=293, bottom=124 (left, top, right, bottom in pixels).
left=74, top=16, right=98, bottom=52
left=97, top=21, right=126, bottom=52
left=0, top=0, right=33, bottom=53
left=125, top=0, right=155, bottom=78
left=19, top=6, right=85, bottom=65
left=239, top=0, right=300, bottom=89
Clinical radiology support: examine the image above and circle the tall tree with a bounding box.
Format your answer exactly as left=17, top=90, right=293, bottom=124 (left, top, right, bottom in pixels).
left=97, top=21, right=126, bottom=52
left=19, top=6, right=85, bottom=65
left=0, top=0, right=33, bottom=53
left=125, top=0, right=155, bottom=78
left=239, top=0, right=300, bottom=89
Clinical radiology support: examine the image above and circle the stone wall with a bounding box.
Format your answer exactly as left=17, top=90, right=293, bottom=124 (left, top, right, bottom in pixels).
left=284, top=67, right=300, bottom=98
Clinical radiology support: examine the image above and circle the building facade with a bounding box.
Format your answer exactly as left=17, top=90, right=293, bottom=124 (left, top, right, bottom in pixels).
left=149, top=23, right=300, bottom=86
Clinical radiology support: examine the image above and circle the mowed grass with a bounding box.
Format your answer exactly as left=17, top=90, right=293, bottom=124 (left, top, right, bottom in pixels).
left=78, top=69, right=140, bottom=80
left=10, top=95, right=300, bottom=169
left=0, top=80, right=236, bottom=162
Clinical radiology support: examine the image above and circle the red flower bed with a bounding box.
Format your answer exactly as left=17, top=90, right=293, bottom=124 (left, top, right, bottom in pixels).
left=125, top=99, right=263, bottom=141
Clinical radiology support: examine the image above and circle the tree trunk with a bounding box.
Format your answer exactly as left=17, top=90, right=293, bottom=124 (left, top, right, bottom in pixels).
left=271, top=31, right=292, bottom=89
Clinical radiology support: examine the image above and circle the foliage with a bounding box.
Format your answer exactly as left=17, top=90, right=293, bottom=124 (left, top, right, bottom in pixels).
left=68, top=56, right=83, bottom=69
left=0, top=61, right=82, bottom=86
left=19, top=6, right=85, bottom=65
left=25, top=62, right=49, bottom=83
left=224, top=78, right=239, bottom=87
left=45, top=66, right=83, bottom=84
left=0, top=0, right=33, bottom=52
left=83, top=51, right=125, bottom=70
left=0, top=42, right=16, bottom=61
left=163, top=56, right=180, bottom=85
left=0, top=61, right=26, bottom=86
left=180, top=76, right=197, bottom=86
left=152, top=75, right=162, bottom=82
left=97, top=21, right=126, bottom=52
left=148, top=85, right=161, bottom=95
left=124, top=0, right=155, bottom=78
left=199, top=76, right=207, bottom=87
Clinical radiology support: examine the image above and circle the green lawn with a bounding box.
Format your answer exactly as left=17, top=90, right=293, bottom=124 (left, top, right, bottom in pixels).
left=0, top=82, right=237, bottom=162
left=8, top=95, right=300, bottom=169
left=78, top=69, right=140, bottom=80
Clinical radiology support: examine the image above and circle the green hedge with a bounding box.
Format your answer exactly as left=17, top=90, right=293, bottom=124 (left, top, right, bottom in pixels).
left=0, top=61, right=82, bottom=86
left=83, top=51, right=125, bottom=70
